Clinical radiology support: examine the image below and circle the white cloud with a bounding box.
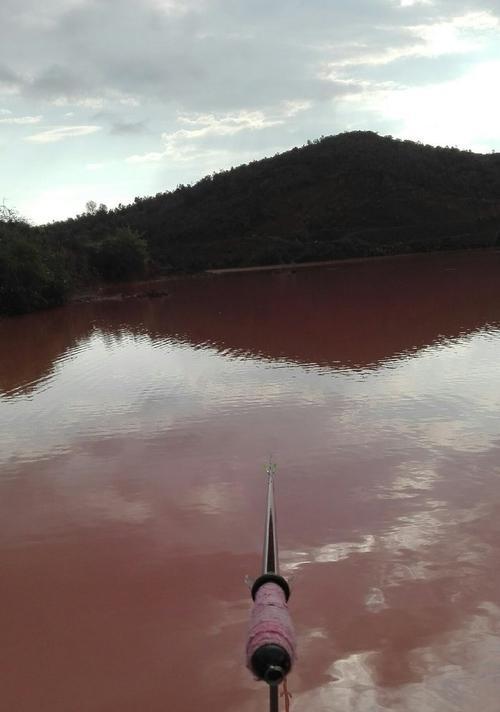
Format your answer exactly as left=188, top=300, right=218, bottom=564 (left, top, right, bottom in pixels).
left=164, top=110, right=282, bottom=155
left=3, top=0, right=500, bottom=222
left=127, top=103, right=310, bottom=164
left=118, top=96, right=140, bottom=107
left=398, top=0, right=432, bottom=6
left=176, top=110, right=282, bottom=132
left=0, top=114, right=42, bottom=124
left=25, top=124, right=102, bottom=143
left=411, top=11, right=500, bottom=55
left=282, top=100, right=312, bottom=117
left=327, top=10, right=500, bottom=74
left=51, top=91, right=140, bottom=110
left=150, top=0, right=202, bottom=14
left=343, top=59, right=500, bottom=150
left=52, top=96, right=105, bottom=110
left=126, top=150, right=164, bottom=164
left=453, top=10, right=500, bottom=31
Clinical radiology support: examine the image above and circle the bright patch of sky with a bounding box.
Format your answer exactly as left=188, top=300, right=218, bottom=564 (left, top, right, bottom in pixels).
left=1, top=0, right=499, bottom=224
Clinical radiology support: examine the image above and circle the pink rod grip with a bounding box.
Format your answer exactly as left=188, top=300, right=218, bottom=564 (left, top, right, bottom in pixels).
left=246, top=582, right=296, bottom=671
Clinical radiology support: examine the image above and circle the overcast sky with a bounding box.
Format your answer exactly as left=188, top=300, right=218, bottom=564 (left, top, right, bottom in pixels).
left=1, top=0, right=500, bottom=224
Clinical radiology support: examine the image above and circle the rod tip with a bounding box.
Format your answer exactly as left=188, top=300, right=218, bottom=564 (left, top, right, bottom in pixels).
left=266, top=460, right=277, bottom=477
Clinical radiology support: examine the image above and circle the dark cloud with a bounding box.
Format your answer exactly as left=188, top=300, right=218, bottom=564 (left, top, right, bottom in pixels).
left=27, top=64, right=89, bottom=99
left=0, top=63, right=22, bottom=92
left=110, top=120, right=148, bottom=135
left=2, top=0, right=499, bottom=223
left=4, top=0, right=495, bottom=113
left=0, top=64, right=18, bottom=82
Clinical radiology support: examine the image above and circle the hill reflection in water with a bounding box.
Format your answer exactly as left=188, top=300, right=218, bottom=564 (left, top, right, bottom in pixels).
left=2, top=250, right=500, bottom=398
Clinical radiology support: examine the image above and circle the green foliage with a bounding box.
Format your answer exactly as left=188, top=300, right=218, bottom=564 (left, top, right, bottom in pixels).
left=92, top=227, right=149, bottom=282
left=0, top=203, right=24, bottom=224
left=6, top=132, right=500, bottom=315
left=0, top=222, right=69, bottom=315
left=44, top=131, right=500, bottom=277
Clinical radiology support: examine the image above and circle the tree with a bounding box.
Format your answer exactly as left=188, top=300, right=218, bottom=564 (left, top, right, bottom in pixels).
left=0, top=201, right=29, bottom=226
left=93, top=227, right=149, bottom=281
left=0, top=222, right=69, bottom=315
left=85, top=200, right=97, bottom=215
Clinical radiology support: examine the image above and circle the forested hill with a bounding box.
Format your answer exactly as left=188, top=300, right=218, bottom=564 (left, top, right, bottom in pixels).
left=2, top=131, right=500, bottom=314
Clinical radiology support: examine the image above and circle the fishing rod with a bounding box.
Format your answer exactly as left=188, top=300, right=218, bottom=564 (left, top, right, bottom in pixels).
left=246, top=463, right=296, bottom=712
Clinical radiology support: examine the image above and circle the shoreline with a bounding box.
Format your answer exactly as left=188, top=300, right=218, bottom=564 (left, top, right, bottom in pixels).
left=69, top=247, right=500, bottom=304
left=207, top=246, right=500, bottom=275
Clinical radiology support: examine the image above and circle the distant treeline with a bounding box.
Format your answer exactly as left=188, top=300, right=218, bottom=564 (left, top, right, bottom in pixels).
left=2, top=130, right=500, bottom=315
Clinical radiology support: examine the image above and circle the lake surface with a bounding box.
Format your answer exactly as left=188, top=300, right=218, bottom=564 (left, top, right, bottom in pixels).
left=2, top=251, right=500, bottom=712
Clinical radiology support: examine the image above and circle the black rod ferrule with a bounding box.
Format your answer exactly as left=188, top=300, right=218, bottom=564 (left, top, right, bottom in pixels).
left=251, top=573, right=290, bottom=602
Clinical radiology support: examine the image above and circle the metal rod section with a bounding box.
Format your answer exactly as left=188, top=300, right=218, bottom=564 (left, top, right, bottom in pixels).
left=262, top=464, right=279, bottom=575
left=270, top=684, right=279, bottom=712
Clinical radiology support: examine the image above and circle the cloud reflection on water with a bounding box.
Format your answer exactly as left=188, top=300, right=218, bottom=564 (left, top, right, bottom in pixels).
left=2, top=253, right=500, bottom=711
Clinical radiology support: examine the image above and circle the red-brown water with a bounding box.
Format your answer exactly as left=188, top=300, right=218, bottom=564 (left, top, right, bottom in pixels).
left=2, top=251, right=500, bottom=712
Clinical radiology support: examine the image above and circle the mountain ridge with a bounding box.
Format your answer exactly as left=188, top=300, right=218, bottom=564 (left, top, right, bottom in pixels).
left=2, top=130, right=500, bottom=314
left=47, top=130, right=500, bottom=271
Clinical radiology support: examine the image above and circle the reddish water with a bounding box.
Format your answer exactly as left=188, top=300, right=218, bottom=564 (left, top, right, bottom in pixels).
left=2, top=251, right=500, bottom=712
